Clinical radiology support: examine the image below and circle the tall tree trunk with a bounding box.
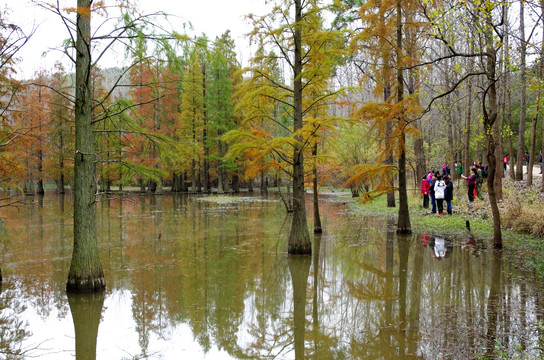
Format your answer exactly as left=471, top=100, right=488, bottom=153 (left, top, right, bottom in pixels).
left=37, top=148, right=45, bottom=194
left=529, top=6, right=544, bottom=187
left=515, top=0, right=527, bottom=181
left=67, top=0, right=106, bottom=292
left=482, top=5, right=503, bottom=249
left=464, top=57, right=473, bottom=177
left=396, top=0, right=411, bottom=234
left=202, top=62, right=210, bottom=194
left=507, top=38, right=515, bottom=179
left=385, top=83, right=396, bottom=208
left=57, top=129, right=66, bottom=194
left=312, top=143, right=322, bottom=233
left=289, top=0, right=311, bottom=255
left=494, top=43, right=505, bottom=199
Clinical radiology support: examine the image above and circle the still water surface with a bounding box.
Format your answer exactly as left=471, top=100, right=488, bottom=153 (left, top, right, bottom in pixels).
left=1, top=192, right=543, bottom=359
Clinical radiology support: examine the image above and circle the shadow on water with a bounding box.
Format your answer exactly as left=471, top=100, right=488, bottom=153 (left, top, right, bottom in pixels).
left=1, top=192, right=543, bottom=359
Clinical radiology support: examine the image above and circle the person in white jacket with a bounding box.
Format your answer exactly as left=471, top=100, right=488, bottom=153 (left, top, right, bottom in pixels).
left=434, top=175, right=447, bottom=215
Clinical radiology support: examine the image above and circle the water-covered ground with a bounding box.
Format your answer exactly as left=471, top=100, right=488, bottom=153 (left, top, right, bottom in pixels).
left=1, top=191, right=542, bottom=359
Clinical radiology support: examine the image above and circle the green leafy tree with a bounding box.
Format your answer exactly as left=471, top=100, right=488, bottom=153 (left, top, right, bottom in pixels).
left=228, top=0, right=345, bottom=254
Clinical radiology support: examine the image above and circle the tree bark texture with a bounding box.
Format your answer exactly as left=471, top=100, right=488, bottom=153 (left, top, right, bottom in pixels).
left=396, top=0, right=411, bottom=234
left=288, top=0, right=311, bottom=255
left=482, top=7, right=502, bottom=249
left=67, top=0, right=106, bottom=292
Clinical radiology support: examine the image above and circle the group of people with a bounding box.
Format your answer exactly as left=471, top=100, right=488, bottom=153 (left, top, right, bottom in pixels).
left=421, top=164, right=454, bottom=215
left=503, top=150, right=543, bottom=174
left=421, top=161, right=488, bottom=215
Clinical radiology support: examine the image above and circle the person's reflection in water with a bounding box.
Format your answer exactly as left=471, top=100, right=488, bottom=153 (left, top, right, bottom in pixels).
left=430, top=237, right=452, bottom=260
left=461, top=233, right=485, bottom=257
left=67, top=292, right=105, bottom=360
left=420, top=232, right=430, bottom=247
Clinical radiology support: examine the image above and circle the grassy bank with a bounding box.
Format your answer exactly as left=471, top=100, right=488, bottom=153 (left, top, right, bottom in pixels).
left=347, top=178, right=544, bottom=277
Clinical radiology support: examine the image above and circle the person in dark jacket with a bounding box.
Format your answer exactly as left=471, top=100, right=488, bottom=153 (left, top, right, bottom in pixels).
left=444, top=175, right=454, bottom=215
left=461, top=168, right=478, bottom=203
left=428, top=172, right=437, bottom=214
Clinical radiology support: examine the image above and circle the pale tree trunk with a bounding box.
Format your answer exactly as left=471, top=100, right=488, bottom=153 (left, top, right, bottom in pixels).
left=396, top=0, right=411, bottom=234
left=542, top=0, right=544, bottom=193
left=515, top=0, right=527, bottom=181
left=529, top=4, right=544, bottom=187
left=464, top=51, right=474, bottom=177
left=288, top=0, right=311, bottom=254
left=67, top=0, right=106, bottom=292
left=506, top=11, right=515, bottom=179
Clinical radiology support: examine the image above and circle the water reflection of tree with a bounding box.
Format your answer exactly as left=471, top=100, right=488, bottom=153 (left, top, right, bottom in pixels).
left=0, top=282, right=31, bottom=358
left=68, top=292, right=104, bottom=360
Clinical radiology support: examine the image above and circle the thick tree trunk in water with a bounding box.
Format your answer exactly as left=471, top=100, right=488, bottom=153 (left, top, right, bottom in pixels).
left=289, top=0, right=311, bottom=255
left=397, top=141, right=411, bottom=233
left=68, top=292, right=104, bottom=360
left=67, top=0, right=105, bottom=292
left=396, top=1, right=410, bottom=234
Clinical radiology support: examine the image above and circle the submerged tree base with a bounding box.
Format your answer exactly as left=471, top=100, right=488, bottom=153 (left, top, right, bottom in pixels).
left=288, top=242, right=312, bottom=255
left=396, top=228, right=412, bottom=235
left=66, top=276, right=106, bottom=293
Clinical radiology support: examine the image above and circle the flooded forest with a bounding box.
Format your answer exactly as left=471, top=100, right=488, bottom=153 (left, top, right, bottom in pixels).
left=1, top=0, right=544, bottom=359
